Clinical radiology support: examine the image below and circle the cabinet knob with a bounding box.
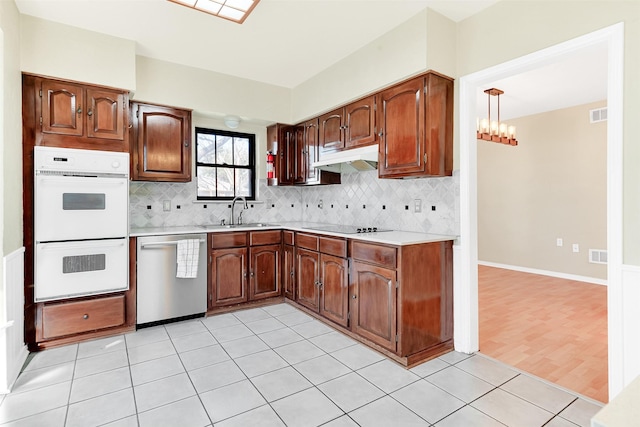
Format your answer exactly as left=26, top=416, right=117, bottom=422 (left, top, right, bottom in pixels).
left=250, top=271, right=255, bottom=277
left=352, top=295, right=357, bottom=299
left=184, top=142, right=189, bottom=148
left=87, top=109, right=93, bottom=117
left=290, top=270, right=294, bottom=277
left=77, top=107, right=82, bottom=114
left=378, top=130, right=383, bottom=137
left=82, top=314, right=89, bottom=320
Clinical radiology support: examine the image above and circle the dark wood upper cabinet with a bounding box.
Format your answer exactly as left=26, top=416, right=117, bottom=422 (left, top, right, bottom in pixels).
left=131, top=102, right=192, bottom=182
left=378, top=72, right=453, bottom=178
left=86, top=88, right=125, bottom=140
left=319, top=95, right=377, bottom=154
left=267, top=124, right=292, bottom=186
left=42, top=80, right=84, bottom=137
left=293, top=124, right=306, bottom=184
left=345, top=95, right=377, bottom=149
left=319, top=109, right=344, bottom=152
left=303, top=118, right=320, bottom=184
left=25, top=74, right=129, bottom=152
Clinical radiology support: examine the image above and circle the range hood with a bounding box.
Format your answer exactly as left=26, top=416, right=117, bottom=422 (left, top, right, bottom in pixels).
left=311, top=144, right=379, bottom=173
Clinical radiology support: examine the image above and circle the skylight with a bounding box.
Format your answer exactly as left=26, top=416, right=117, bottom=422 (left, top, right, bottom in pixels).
left=168, top=0, right=260, bottom=24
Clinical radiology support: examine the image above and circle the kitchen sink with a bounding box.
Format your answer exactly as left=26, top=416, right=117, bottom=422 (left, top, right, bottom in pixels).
left=201, top=223, right=278, bottom=230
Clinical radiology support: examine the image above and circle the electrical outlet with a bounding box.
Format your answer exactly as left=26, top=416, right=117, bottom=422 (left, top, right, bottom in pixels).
left=318, top=199, right=324, bottom=209
left=556, top=238, right=563, bottom=247
left=573, top=243, right=580, bottom=253
left=163, top=200, right=171, bottom=211
left=414, top=199, right=422, bottom=213
left=266, top=199, right=272, bottom=210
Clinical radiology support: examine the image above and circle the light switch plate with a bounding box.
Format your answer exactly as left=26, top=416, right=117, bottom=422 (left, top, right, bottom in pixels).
left=163, top=200, right=171, bottom=211
left=414, top=199, right=422, bottom=213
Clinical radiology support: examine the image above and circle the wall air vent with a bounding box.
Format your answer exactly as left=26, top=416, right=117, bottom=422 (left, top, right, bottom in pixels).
left=590, top=107, right=608, bottom=123
left=589, top=249, right=608, bottom=264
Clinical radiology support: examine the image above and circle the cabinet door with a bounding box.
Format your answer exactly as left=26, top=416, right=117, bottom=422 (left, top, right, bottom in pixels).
left=345, top=95, right=376, bottom=149
left=350, top=261, right=397, bottom=351
left=296, top=248, right=319, bottom=312
left=304, top=118, right=320, bottom=183
left=293, top=125, right=306, bottom=184
left=319, top=254, right=348, bottom=327
left=210, top=247, right=248, bottom=308
left=378, top=77, right=425, bottom=178
left=249, top=244, right=281, bottom=300
left=319, top=109, right=344, bottom=152
left=86, top=88, right=125, bottom=140
left=424, top=73, right=454, bottom=177
left=132, top=102, right=192, bottom=182
left=283, top=244, right=295, bottom=300
left=42, top=80, right=84, bottom=137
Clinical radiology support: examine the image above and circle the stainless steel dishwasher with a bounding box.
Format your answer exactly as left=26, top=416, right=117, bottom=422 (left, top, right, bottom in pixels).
left=136, top=234, right=207, bottom=325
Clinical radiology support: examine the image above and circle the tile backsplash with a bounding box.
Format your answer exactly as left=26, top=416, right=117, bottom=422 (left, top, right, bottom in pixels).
left=129, top=170, right=459, bottom=235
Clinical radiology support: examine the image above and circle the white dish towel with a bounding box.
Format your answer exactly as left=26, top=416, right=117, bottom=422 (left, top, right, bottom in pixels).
left=176, top=239, right=200, bottom=279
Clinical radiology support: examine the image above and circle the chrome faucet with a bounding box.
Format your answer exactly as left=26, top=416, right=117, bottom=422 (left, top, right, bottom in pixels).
left=230, top=196, right=248, bottom=225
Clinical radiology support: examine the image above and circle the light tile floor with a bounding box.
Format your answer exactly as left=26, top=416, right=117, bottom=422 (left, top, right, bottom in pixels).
left=0, top=303, right=603, bottom=427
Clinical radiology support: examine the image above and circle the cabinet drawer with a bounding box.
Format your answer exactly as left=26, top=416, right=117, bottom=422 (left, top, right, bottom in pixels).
left=212, top=232, right=247, bottom=248
left=296, top=233, right=319, bottom=251
left=283, top=230, right=294, bottom=246
left=250, top=230, right=281, bottom=246
left=319, top=236, right=346, bottom=258
left=42, top=295, right=125, bottom=339
left=350, top=241, right=397, bottom=269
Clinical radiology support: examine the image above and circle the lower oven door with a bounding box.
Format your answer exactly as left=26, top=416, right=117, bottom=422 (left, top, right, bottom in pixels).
left=35, top=238, right=129, bottom=302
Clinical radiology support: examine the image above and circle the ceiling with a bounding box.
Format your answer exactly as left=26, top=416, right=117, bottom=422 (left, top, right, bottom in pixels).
left=476, top=42, right=608, bottom=121
left=15, top=0, right=498, bottom=89
left=16, top=0, right=607, bottom=119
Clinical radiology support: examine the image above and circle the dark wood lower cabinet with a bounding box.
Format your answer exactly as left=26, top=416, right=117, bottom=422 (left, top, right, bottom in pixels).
left=350, top=261, right=397, bottom=351
left=210, top=247, right=248, bottom=308
left=319, top=254, right=348, bottom=327
left=249, top=244, right=280, bottom=300
left=296, top=248, right=320, bottom=311
left=283, top=244, right=295, bottom=300
left=291, top=234, right=453, bottom=367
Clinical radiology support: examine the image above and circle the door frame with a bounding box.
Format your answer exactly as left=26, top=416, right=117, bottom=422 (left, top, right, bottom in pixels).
left=455, top=23, right=625, bottom=398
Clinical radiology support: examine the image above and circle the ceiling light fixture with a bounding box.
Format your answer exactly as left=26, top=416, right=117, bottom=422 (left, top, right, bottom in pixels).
left=224, top=115, right=241, bottom=129
left=168, top=0, right=260, bottom=24
left=477, top=88, right=518, bottom=146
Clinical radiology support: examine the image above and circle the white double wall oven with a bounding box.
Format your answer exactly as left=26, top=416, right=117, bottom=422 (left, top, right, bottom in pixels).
left=34, top=147, right=129, bottom=302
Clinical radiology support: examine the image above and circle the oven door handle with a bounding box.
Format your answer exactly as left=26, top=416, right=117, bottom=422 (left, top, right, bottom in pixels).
left=38, top=240, right=127, bottom=251
left=36, top=176, right=127, bottom=185
left=140, top=239, right=206, bottom=249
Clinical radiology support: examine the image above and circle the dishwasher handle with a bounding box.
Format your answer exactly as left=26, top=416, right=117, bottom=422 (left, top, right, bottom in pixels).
left=140, top=239, right=206, bottom=249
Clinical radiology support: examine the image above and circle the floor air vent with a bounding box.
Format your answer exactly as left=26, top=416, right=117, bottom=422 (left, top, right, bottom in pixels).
left=590, top=107, right=607, bottom=123
left=589, top=249, right=608, bottom=264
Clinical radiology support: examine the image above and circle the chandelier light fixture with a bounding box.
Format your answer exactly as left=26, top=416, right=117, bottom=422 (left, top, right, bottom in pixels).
left=477, top=88, right=518, bottom=146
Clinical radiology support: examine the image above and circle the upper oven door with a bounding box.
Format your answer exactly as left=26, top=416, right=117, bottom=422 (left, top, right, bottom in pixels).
left=35, top=173, right=128, bottom=242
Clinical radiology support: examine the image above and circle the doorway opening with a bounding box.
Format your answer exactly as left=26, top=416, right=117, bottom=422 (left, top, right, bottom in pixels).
left=455, top=23, right=624, bottom=401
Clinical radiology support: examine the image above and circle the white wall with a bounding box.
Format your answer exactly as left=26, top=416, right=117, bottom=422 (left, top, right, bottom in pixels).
left=20, top=15, right=136, bottom=91
left=1, top=0, right=22, bottom=256
left=291, top=9, right=456, bottom=122
left=478, top=102, right=607, bottom=280
left=133, top=56, right=291, bottom=125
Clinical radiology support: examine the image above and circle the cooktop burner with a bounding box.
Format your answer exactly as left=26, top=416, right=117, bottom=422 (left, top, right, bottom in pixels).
left=303, top=225, right=392, bottom=234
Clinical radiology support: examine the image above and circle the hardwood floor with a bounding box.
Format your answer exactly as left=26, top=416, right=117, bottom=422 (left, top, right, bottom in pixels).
left=478, top=265, right=608, bottom=403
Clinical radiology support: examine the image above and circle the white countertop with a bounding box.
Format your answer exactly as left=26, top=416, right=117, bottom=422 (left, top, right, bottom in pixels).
left=130, top=222, right=457, bottom=246
left=591, top=375, right=640, bottom=427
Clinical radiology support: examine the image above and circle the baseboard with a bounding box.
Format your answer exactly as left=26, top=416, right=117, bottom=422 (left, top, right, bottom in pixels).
left=478, top=260, right=607, bottom=286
